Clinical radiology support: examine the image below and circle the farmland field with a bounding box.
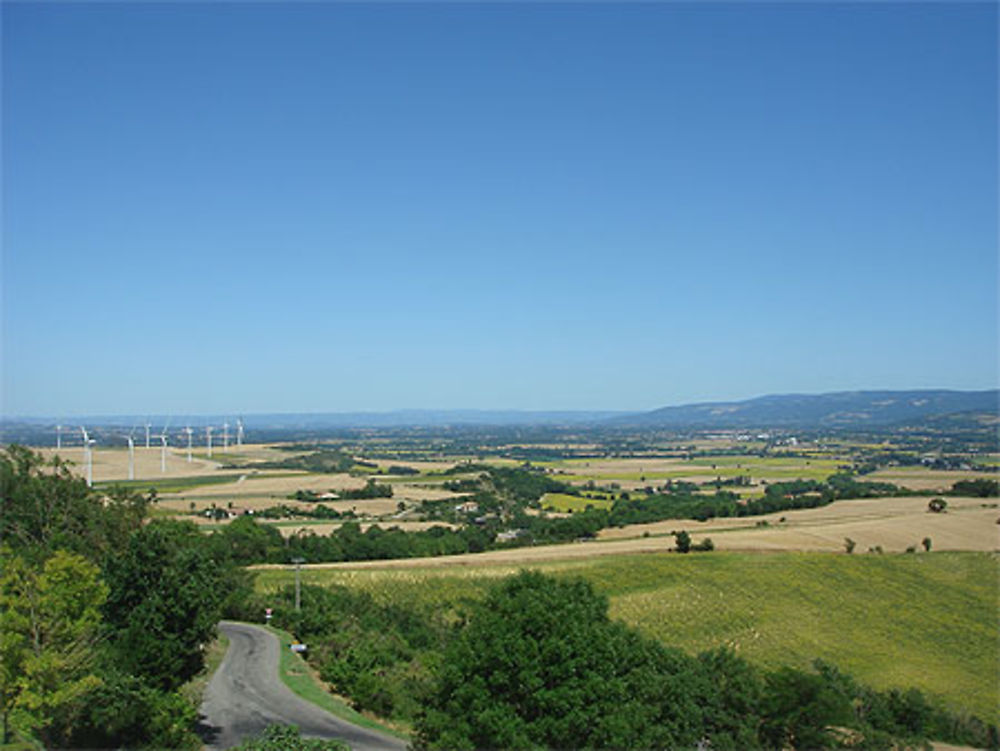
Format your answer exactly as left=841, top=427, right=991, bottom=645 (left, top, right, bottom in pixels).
left=541, top=492, right=613, bottom=512
left=253, top=550, right=999, bottom=724
left=596, top=494, right=1000, bottom=552
left=866, top=466, right=1000, bottom=492
left=540, top=454, right=857, bottom=492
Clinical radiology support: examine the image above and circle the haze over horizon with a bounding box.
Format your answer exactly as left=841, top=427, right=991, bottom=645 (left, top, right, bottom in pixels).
left=3, top=3, right=997, bottom=417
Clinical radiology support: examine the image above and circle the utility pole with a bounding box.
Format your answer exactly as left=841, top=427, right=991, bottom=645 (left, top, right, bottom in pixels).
left=292, top=557, right=305, bottom=612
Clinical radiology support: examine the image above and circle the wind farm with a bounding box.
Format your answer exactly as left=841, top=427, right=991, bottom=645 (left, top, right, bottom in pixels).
left=35, top=418, right=252, bottom=485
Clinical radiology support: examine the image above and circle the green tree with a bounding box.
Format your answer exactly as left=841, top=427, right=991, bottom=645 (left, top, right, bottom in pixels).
left=0, top=549, right=108, bottom=746
left=0, top=446, right=146, bottom=565
left=698, top=647, right=765, bottom=750
left=210, top=515, right=283, bottom=565
left=760, top=667, right=853, bottom=750
left=415, top=571, right=710, bottom=750
left=675, top=530, right=692, bottom=553
left=922, top=537, right=932, bottom=552
left=102, top=520, right=224, bottom=690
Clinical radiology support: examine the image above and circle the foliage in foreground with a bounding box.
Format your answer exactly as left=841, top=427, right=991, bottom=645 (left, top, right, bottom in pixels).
left=0, top=446, right=248, bottom=749
left=1, top=550, right=107, bottom=747
left=411, top=572, right=997, bottom=751
left=230, top=724, right=349, bottom=750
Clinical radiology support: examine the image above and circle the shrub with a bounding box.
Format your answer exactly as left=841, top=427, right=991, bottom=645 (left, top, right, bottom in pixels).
left=675, top=530, right=692, bottom=553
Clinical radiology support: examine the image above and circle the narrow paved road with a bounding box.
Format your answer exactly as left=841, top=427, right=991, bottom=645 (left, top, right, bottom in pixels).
left=198, top=621, right=409, bottom=751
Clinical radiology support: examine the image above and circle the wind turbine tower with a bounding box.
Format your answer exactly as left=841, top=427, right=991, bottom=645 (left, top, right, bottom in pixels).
left=80, top=427, right=94, bottom=487
left=206, top=426, right=213, bottom=458
left=185, top=426, right=194, bottom=463
left=236, top=418, right=244, bottom=448
left=223, top=422, right=229, bottom=452
left=56, top=424, right=63, bottom=449
left=145, top=422, right=152, bottom=449
left=160, top=428, right=169, bottom=474
left=127, top=432, right=136, bottom=481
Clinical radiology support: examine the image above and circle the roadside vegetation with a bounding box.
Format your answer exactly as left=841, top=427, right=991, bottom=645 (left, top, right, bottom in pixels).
left=0, top=446, right=256, bottom=749
left=230, top=725, right=348, bottom=750
left=255, top=550, right=999, bottom=727
left=260, top=569, right=998, bottom=750
left=3, top=421, right=997, bottom=750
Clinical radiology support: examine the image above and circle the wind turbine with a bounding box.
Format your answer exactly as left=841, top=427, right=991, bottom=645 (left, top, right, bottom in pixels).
left=56, top=424, right=63, bottom=449
left=144, top=421, right=152, bottom=450
left=206, top=426, right=213, bottom=458
left=236, top=418, right=244, bottom=448
left=127, top=428, right=136, bottom=481
left=185, top=426, right=194, bottom=463
left=80, top=427, right=95, bottom=487
left=223, top=422, right=229, bottom=452
left=160, top=424, right=169, bottom=474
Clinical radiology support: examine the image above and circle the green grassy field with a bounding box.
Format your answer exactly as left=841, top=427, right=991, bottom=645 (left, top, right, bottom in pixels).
left=687, top=456, right=844, bottom=469
left=541, top=492, right=614, bottom=512
left=535, top=453, right=849, bottom=487
left=94, top=474, right=241, bottom=493
left=254, top=551, right=999, bottom=723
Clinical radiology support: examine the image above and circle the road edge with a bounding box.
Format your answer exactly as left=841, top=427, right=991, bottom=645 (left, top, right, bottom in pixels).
left=262, top=624, right=412, bottom=743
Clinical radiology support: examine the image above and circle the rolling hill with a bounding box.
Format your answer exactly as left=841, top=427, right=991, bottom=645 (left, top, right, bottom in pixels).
left=617, top=389, right=998, bottom=430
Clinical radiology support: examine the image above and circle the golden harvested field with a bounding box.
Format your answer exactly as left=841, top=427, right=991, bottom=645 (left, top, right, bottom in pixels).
left=270, top=520, right=459, bottom=538
left=866, top=467, right=998, bottom=491
left=368, top=458, right=460, bottom=473
left=175, top=471, right=367, bottom=497
left=37, top=445, right=238, bottom=482
left=384, top=484, right=468, bottom=502
left=551, top=458, right=692, bottom=474
left=599, top=495, right=999, bottom=553
left=149, top=472, right=463, bottom=513
left=249, top=495, right=998, bottom=571
left=159, top=494, right=403, bottom=516
left=36, top=443, right=300, bottom=483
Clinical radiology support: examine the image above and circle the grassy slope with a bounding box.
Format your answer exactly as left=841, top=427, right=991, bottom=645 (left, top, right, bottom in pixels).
left=265, top=625, right=410, bottom=741
left=541, top=492, right=614, bottom=512
left=255, top=551, right=998, bottom=723
left=94, top=474, right=241, bottom=493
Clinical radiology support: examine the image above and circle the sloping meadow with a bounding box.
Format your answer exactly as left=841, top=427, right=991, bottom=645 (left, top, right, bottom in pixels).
left=254, top=550, right=999, bottom=724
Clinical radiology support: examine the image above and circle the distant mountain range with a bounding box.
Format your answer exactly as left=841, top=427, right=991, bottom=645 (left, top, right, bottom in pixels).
left=2, top=391, right=996, bottom=441
left=614, top=389, right=999, bottom=430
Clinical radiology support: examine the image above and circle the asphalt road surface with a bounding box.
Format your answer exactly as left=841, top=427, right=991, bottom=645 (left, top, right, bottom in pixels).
left=198, top=621, right=409, bottom=751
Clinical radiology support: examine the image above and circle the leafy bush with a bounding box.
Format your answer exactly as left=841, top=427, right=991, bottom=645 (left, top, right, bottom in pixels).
left=231, top=724, right=348, bottom=750
left=415, top=571, right=752, bottom=750
left=951, top=479, right=999, bottom=498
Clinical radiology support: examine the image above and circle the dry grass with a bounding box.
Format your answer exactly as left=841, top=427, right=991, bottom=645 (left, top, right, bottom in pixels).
left=388, top=484, right=466, bottom=502
left=158, top=495, right=403, bottom=516
left=597, top=495, right=999, bottom=553
left=866, top=467, right=998, bottom=491
left=37, top=445, right=238, bottom=483
left=553, top=458, right=691, bottom=475
left=250, top=539, right=665, bottom=570
left=34, top=443, right=304, bottom=484
left=271, top=520, right=459, bottom=538
left=247, top=495, right=998, bottom=571
left=368, top=459, right=459, bottom=473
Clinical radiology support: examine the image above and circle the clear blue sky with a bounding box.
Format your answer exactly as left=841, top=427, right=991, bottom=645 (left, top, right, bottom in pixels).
left=2, top=2, right=997, bottom=417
